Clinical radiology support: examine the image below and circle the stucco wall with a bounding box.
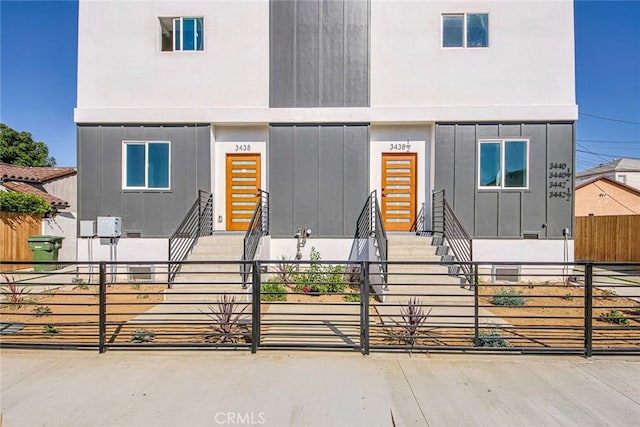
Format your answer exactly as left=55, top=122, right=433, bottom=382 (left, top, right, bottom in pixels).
left=575, top=180, right=640, bottom=216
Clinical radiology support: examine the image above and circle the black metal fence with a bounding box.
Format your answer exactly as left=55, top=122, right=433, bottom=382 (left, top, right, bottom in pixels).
left=1, top=260, right=638, bottom=355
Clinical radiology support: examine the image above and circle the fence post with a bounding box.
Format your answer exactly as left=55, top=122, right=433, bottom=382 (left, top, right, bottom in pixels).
left=360, top=261, right=370, bottom=355
left=98, top=262, right=107, bottom=354
left=473, top=263, right=480, bottom=347
left=584, top=263, right=593, bottom=358
left=251, top=261, right=261, bottom=354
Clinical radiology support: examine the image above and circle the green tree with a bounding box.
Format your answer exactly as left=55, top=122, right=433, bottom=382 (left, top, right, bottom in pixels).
left=0, top=123, right=56, bottom=167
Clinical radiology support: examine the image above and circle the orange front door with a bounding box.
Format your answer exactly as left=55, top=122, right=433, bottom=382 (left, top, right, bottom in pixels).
left=226, top=153, right=261, bottom=231
left=381, top=153, right=417, bottom=231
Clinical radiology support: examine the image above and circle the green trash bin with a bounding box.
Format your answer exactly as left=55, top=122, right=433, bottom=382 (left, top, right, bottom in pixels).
left=27, top=236, right=64, bottom=272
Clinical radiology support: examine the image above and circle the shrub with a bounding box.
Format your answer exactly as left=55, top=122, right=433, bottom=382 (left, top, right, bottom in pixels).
left=0, top=192, right=52, bottom=215
left=391, top=298, right=432, bottom=346
left=131, top=328, right=155, bottom=343
left=1, top=274, right=30, bottom=308
left=202, top=294, right=248, bottom=343
left=32, top=305, right=52, bottom=317
left=478, top=330, right=509, bottom=347
left=492, top=287, right=525, bottom=307
left=293, top=248, right=348, bottom=294
left=343, top=293, right=360, bottom=303
left=44, top=324, right=58, bottom=335
left=261, top=281, right=287, bottom=302
left=275, top=257, right=295, bottom=286
left=598, top=310, right=629, bottom=326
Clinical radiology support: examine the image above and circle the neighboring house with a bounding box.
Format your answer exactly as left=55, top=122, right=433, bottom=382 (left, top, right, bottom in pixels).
left=0, top=163, right=78, bottom=261
left=576, top=158, right=640, bottom=192
left=75, top=0, right=577, bottom=264
left=575, top=176, right=640, bottom=217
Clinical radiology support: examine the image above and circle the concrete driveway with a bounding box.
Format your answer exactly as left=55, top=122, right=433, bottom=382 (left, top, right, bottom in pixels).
left=1, top=350, right=638, bottom=426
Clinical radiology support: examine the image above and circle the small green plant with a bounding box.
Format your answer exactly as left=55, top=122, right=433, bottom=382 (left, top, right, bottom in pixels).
left=344, top=265, right=362, bottom=288
left=478, top=330, right=509, bottom=347
left=491, top=287, right=525, bottom=307
left=130, top=283, right=141, bottom=290
left=261, top=282, right=287, bottom=302
left=44, top=324, right=58, bottom=335
left=0, top=274, right=31, bottom=308
left=136, top=293, right=149, bottom=300
left=343, top=293, right=360, bottom=303
left=73, top=283, right=89, bottom=290
left=202, top=294, right=248, bottom=343
left=598, top=310, right=629, bottom=326
left=563, top=293, right=574, bottom=301
left=600, top=289, right=617, bottom=299
left=32, top=305, right=52, bottom=317
left=390, top=298, right=432, bottom=346
left=275, top=257, right=295, bottom=286
left=131, top=328, right=155, bottom=343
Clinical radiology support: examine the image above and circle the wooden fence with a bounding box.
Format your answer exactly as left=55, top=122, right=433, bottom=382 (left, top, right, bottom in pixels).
left=575, top=214, right=640, bottom=262
left=0, top=212, right=42, bottom=272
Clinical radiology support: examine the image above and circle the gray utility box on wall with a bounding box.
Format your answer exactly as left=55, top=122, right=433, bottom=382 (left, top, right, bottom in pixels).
left=97, top=217, right=122, bottom=237
left=79, top=220, right=96, bottom=237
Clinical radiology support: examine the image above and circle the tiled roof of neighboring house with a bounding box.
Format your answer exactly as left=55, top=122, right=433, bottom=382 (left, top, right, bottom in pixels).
left=0, top=163, right=76, bottom=209
left=576, top=158, right=640, bottom=180
left=575, top=175, right=640, bottom=196
left=2, top=181, right=70, bottom=208
left=0, top=163, right=76, bottom=183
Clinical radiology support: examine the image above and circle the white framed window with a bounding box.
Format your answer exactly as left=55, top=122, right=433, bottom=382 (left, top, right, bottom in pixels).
left=122, top=141, right=171, bottom=190
left=478, top=139, right=529, bottom=189
left=160, top=17, right=204, bottom=51
left=442, top=13, right=489, bottom=48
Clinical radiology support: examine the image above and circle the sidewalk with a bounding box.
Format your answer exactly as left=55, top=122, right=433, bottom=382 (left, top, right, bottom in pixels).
left=1, top=350, right=638, bottom=426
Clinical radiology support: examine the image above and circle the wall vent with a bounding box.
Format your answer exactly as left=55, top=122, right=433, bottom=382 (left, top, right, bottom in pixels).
left=523, top=233, right=539, bottom=239
left=128, top=266, right=154, bottom=281
left=126, top=231, right=142, bottom=238
left=492, top=265, right=520, bottom=282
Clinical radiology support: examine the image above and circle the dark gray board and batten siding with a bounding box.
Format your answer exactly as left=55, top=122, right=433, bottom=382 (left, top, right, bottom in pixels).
left=269, top=124, right=369, bottom=238
left=270, top=0, right=369, bottom=108
left=435, top=123, right=575, bottom=239
left=77, top=124, right=211, bottom=238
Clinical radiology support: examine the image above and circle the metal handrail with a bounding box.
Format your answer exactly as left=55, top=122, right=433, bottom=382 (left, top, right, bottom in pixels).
left=432, top=189, right=473, bottom=284
left=350, top=190, right=387, bottom=285
left=168, top=190, right=213, bottom=285
left=241, top=190, right=269, bottom=285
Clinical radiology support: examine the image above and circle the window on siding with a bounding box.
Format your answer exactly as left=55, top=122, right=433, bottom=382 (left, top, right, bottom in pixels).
left=442, top=13, right=488, bottom=48
left=160, top=17, right=204, bottom=51
left=478, top=139, right=528, bottom=189
left=123, top=142, right=170, bottom=190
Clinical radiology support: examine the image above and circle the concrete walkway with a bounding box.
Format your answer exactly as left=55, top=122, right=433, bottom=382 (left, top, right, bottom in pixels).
left=1, top=350, right=638, bottom=427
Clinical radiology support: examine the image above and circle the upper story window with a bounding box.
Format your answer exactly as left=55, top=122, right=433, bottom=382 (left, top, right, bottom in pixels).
left=123, top=141, right=171, bottom=190
left=160, top=17, right=204, bottom=51
left=478, top=139, right=528, bottom=189
left=442, top=13, right=488, bottom=48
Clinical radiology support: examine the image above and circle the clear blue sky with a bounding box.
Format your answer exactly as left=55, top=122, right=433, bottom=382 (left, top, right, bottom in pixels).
left=1, top=0, right=639, bottom=170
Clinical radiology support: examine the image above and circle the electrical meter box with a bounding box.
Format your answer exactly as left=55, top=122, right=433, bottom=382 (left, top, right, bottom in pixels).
left=97, top=216, right=122, bottom=237
left=79, top=220, right=96, bottom=237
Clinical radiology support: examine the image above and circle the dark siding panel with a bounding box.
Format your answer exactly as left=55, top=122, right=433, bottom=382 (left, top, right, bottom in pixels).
left=499, top=124, right=521, bottom=138
left=293, top=126, right=320, bottom=233
left=477, top=124, right=499, bottom=139
left=101, top=126, right=124, bottom=217
left=270, top=0, right=368, bottom=108
left=321, top=0, right=345, bottom=106
left=269, top=0, right=295, bottom=107
left=453, top=125, right=476, bottom=234
left=499, top=192, right=522, bottom=237
left=196, top=126, right=211, bottom=192
left=318, top=126, right=344, bottom=235
left=77, top=124, right=210, bottom=238
left=269, top=124, right=369, bottom=237
left=546, top=123, right=574, bottom=237
left=78, top=126, right=101, bottom=223
left=343, top=125, right=369, bottom=235
left=344, top=0, right=369, bottom=106
left=522, top=124, right=548, bottom=236
left=269, top=126, right=295, bottom=236
left=296, top=0, right=320, bottom=107
left=475, top=192, right=498, bottom=237
left=434, top=125, right=455, bottom=196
